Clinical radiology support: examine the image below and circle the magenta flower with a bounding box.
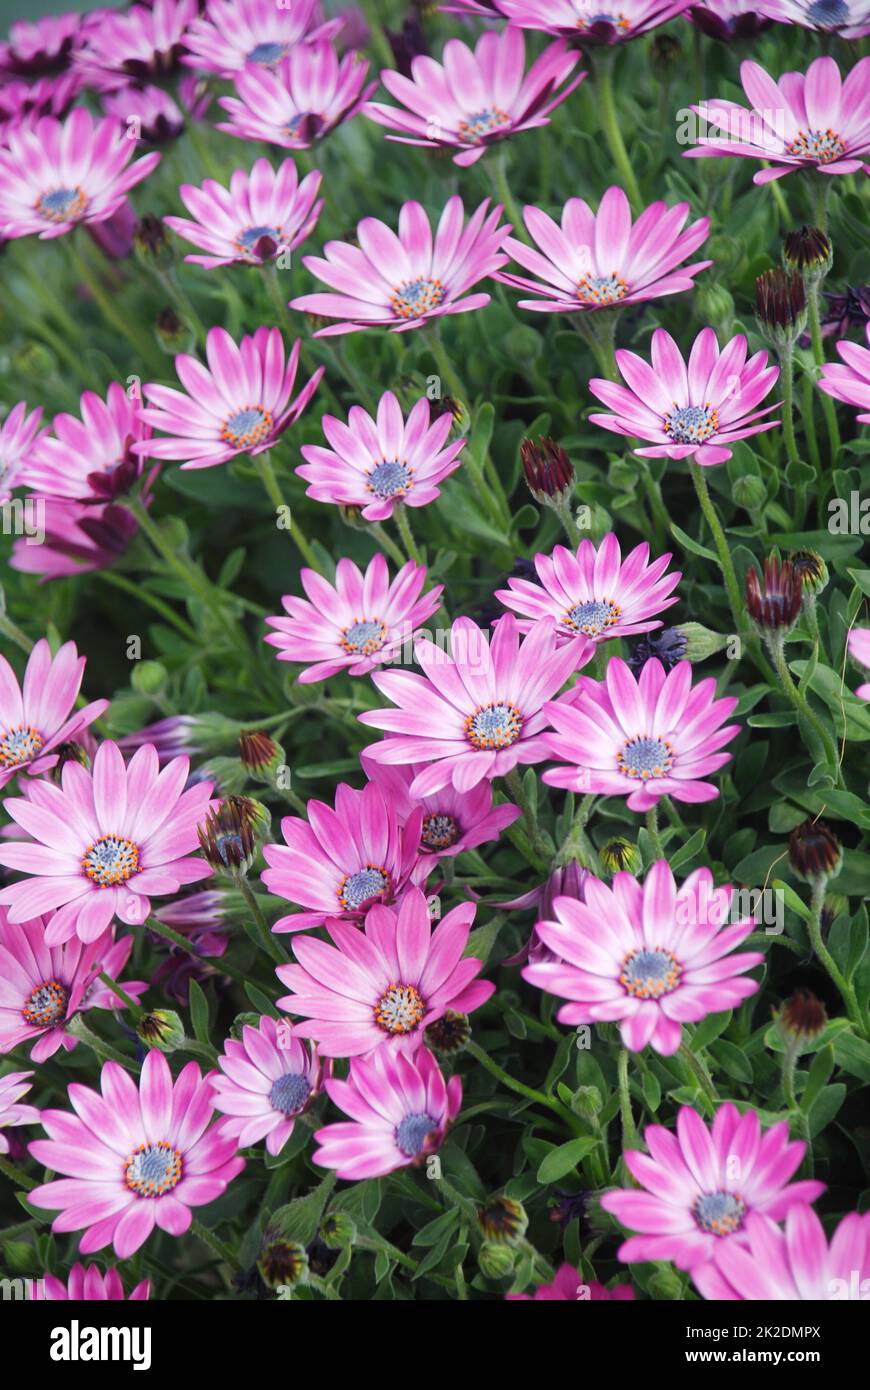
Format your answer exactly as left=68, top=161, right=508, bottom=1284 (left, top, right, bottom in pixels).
left=848, top=628, right=870, bottom=701
left=313, top=1045, right=461, bottom=1178
left=819, top=323, right=870, bottom=425
left=265, top=554, right=443, bottom=683
left=183, top=0, right=340, bottom=79
left=0, top=638, right=107, bottom=790
left=275, top=887, right=494, bottom=1056
left=217, top=42, right=375, bottom=150
left=693, top=1207, right=870, bottom=1301
left=133, top=326, right=323, bottom=470
left=0, top=109, right=160, bottom=240
left=506, top=1264, right=635, bottom=1300
left=543, top=656, right=740, bottom=810
left=74, top=0, right=197, bottom=92
left=211, top=1016, right=322, bottom=1157
left=0, top=1070, right=40, bottom=1152
left=0, top=13, right=83, bottom=78
left=10, top=498, right=144, bottom=581
left=361, top=751, right=521, bottom=877
left=523, top=861, right=763, bottom=1055
left=501, top=859, right=589, bottom=966
left=496, top=533, right=680, bottom=647
left=29, top=1048, right=244, bottom=1257
left=102, top=83, right=186, bottom=143
left=0, top=914, right=145, bottom=1061
left=688, top=0, right=773, bottom=41
left=601, top=1103, right=825, bottom=1270
left=262, top=780, right=426, bottom=933
left=365, top=28, right=583, bottom=168
left=298, top=391, right=465, bottom=520
left=0, top=74, right=82, bottom=137
left=762, top=0, right=870, bottom=39
left=290, top=196, right=511, bottom=336
left=497, top=188, right=711, bottom=315
left=684, top=56, right=870, bottom=184
left=494, top=0, right=691, bottom=43
left=164, top=157, right=322, bottom=269
left=22, top=382, right=152, bottom=504
left=588, top=327, right=780, bottom=467
left=360, top=614, right=590, bottom=797
left=0, top=400, right=44, bottom=503
left=0, top=740, right=214, bottom=943
left=37, top=1262, right=150, bottom=1301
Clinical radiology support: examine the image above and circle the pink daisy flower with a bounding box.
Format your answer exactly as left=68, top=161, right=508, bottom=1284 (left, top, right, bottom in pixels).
left=360, top=614, right=591, bottom=797
left=762, top=0, right=870, bottom=39
left=163, top=157, right=323, bottom=269
left=501, top=859, right=589, bottom=965
left=290, top=196, right=511, bottom=336
left=361, top=751, right=521, bottom=877
left=542, top=656, right=740, bottom=810
left=183, top=0, right=340, bottom=79
left=848, top=628, right=870, bottom=701
left=0, top=740, right=214, bottom=944
left=211, top=1016, right=322, bottom=1157
left=497, top=188, right=711, bottom=315
left=275, top=887, right=494, bottom=1056
left=588, top=326, right=780, bottom=467
left=523, top=860, right=763, bottom=1055
left=688, top=1, right=774, bottom=41
left=265, top=553, right=443, bottom=683
left=10, top=498, right=143, bottom=581
left=601, top=1103, right=825, bottom=1269
left=0, top=400, right=44, bottom=503
left=36, top=1262, right=150, bottom=1301
left=29, top=1048, right=244, bottom=1257
left=693, top=1207, right=870, bottom=1301
left=297, top=391, right=465, bottom=521
left=261, top=780, right=425, bottom=933
left=0, top=638, right=107, bottom=790
left=506, top=1264, right=635, bottom=1300
left=493, top=0, right=691, bottom=43
left=0, top=13, right=84, bottom=78
left=819, top=322, right=870, bottom=425
left=74, top=0, right=197, bottom=92
left=313, top=1045, right=461, bottom=1179
left=133, top=326, right=323, bottom=471
left=495, top=533, right=680, bottom=647
left=365, top=28, right=584, bottom=168
left=0, top=73, right=82, bottom=138
left=0, top=1070, right=40, bottom=1152
left=216, top=42, right=375, bottom=150
left=102, top=83, right=186, bottom=143
left=0, top=914, right=145, bottom=1062
left=684, top=56, right=870, bottom=184
left=21, top=382, right=152, bottom=504
left=0, top=109, right=160, bottom=240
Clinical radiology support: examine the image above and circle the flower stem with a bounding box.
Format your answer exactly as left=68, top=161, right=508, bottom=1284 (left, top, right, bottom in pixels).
left=779, top=344, right=801, bottom=467
left=0, top=611, right=34, bottom=655
left=257, top=451, right=318, bottom=570
left=678, top=1041, right=720, bottom=1107
left=369, top=521, right=408, bottom=568
left=595, top=50, right=642, bottom=213
left=66, top=1015, right=135, bottom=1069
left=555, top=792, right=602, bottom=874
left=617, top=1048, right=639, bottom=1149
left=97, top=972, right=144, bottom=1022
left=191, top=1216, right=238, bottom=1272
left=234, top=874, right=286, bottom=964
left=688, top=462, right=743, bottom=635
left=487, top=146, right=528, bottom=243
left=645, top=805, right=665, bottom=860
left=94, top=568, right=199, bottom=642
left=807, top=282, right=840, bottom=466
left=464, top=1039, right=584, bottom=1135
left=68, top=232, right=159, bottom=366
left=806, top=875, right=864, bottom=1034
left=394, top=504, right=422, bottom=565
left=768, top=634, right=840, bottom=781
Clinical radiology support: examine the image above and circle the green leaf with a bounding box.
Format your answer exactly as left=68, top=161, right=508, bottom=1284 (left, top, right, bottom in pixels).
left=536, top=1137, right=598, bottom=1184
left=800, top=1045, right=834, bottom=1114
left=669, top=523, right=718, bottom=563
left=188, top=978, right=211, bottom=1046
left=807, top=1083, right=847, bottom=1137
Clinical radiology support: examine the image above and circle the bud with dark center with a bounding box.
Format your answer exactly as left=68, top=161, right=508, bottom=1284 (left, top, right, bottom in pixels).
left=777, top=989, right=827, bottom=1045
left=600, top=837, right=641, bottom=877
left=155, top=306, right=193, bottom=353
left=649, top=33, right=681, bottom=77
left=134, top=214, right=171, bottom=265
left=790, top=548, right=828, bottom=596
left=521, top=436, right=574, bottom=502
left=258, top=1237, right=309, bottom=1292
left=788, top=818, right=842, bottom=881
left=477, top=1194, right=528, bottom=1245
left=782, top=226, right=832, bottom=282
left=136, top=1009, right=185, bottom=1052
left=238, top=729, right=284, bottom=783
left=548, top=1188, right=592, bottom=1233
left=49, top=741, right=91, bottom=784
left=425, top=1010, right=470, bottom=1055
left=431, top=393, right=469, bottom=435
left=745, top=555, right=803, bottom=635
left=197, top=796, right=258, bottom=876
left=755, top=268, right=807, bottom=345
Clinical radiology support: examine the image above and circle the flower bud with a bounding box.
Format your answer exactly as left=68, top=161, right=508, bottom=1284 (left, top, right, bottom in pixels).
left=600, top=837, right=641, bottom=877
left=477, top=1195, right=528, bottom=1245
left=319, top=1212, right=357, bottom=1250
left=134, top=214, right=172, bottom=266
left=197, top=796, right=265, bottom=877
left=791, top=548, right=829, bottom=597
left=731, top=473, right=768, bottom=512
left=788, top=818, right=842, bottom=881
left=776, top=989, right=827, bottom=1046
left=755, top=268, right=807, bottom=347
left=570, top=1085, right=603, bottom=1118
left=48, top=741, right=91, bottom=784
left=239, top=729, right=285, bottom=784
left=675, top=622, right=731, bottom=663
left=130, top=660, right=167, bottom=696
left=745, top=555, right=803, bottom=635
left=155, top=306, right=194, bottom=354
left=783, top=226, right=832, bottom=283
left=521, top=437, right=574, bottom=503
left=258, top=1238, right=309, bottom=1292
left=478, top=1242, right=516, bottom=1279
left=425, top=1010, right=470, bottom=1055
left=136, top=1009, right=185, bottom=1053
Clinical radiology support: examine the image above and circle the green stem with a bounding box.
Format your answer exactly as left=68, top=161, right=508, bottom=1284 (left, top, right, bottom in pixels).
left=235, top=874, right=286, bottom=964
left=807, top=282, right=840, bottom=466
left=369, top=521, right=408, bottom=569
left=688, top=462, right=743, bottom=636
left=258, top=451, right=318, bottom=570
left=97, top=972, right=144, bottom=1021
left=779, top=345, right=801, bottom=468
left=806, top=875, right=864, bottom=1033
left=487, top=146, right=528, bottom=243
left=645, top=805, right=665, bottom=860
left=261, top=260, right=297, bottom=340
left=0, top=611, right=34, bottom=654
left=127, top=496, right=218, bottom=612
left=426, top=323, right=466, bottom=403
left=555, top=792, right=602, bottom=874
left=596, top=50, right=642, bottom=212
left=94, top=569, right=199, bottom=642
left=768, top=635, right=840, bottom=781
left=638, top=461, right=670, bottom=551
left=66, top=1016, right=135, bottom=1069
left=504, top=767, right=550, bottom=867
left=190, top=1217, right=238, bottom=1272
left=617, top=1048, right=639, bottom=1149
left=678, top=1041, right=720, bottom=1106
left=394, top=504, right=423, bottom=565
left=0, top=1155, right=37, bottom=1191
left=552, top=492, right=582, bottom=547
left=68, top=233, right=158, bottom=366
left=465, top=1040, right=584, bottom=1135
left=146, top=915, right=252, bottom=988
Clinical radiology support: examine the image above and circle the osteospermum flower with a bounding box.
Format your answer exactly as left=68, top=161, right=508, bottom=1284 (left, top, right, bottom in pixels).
left=74, top=0, right=197, bottom=92
left=601, top=1103, right=825, bottom=1269
left=102, top=83, right=186, bottom=143
left=689, top=0, right=774, bottom=40
left=684, top=56, right=870, bottom=184
left=0, top=1070, right=40, bottom=1152
left=523, top=861, right=763, bottom=1055
left=759, top=0, right=870, bottom=40
left=262, top=780, right=425, bottom=932
left=365, top=28, right=583, bottom=168
left=819, top=323, right=870, bottom=425
left=298, top=391, right=465, bottom=520
left=133, top=326, right=323, bottom=470
left=265, top=553, right=443, bottom=682
left=0, top=740, right=214, bottom=943
left=848, top=629, right=870, bottom=700
left=493, top=0, right=691, bottom=42
left=0, top=914, right=145, bottom=1061
left=164, top=158, right=322, bottom=269
left=588, top=327, right=780, bottom=467
left=10, top=498, right=143, bottom=581
left=0, top=638, right=107, bottom=790
left=275, top=887, right=494, bottom=1056
left=183, top=0, right=340, bottom=78
left=543, top=657, right=740, bottom=810
left=21, top=382, right=152, bottom=504
left=507, top=1264, right=635, bottom=1300
left=693, top=1207, right=870, bottom=1301
left=29, top=1048, right=244, bottom=1257
left=217, top=42, right=375, bottom=150
left=313, top=1045, right=460, bottom=1178
left=495, top=533, right=681, bottom=647
left=0, top=13, right=84, bottom=77
left=360, top=614, right=591, bottom=797
left=0, top=400, right=44, bottom=502
left=0, top=109, right=160, bottom=239
left=497, top=188, right=711, bottom=315
left=211, top=1016, right=322, bottom=1156
left=0, top=74, right=81, bottom=138
left=36, top=1263, right=150, bottom=1301
left=290, top=196, right=511, bottom=336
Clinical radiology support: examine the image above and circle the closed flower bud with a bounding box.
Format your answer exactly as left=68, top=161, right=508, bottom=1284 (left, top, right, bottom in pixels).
left=695, top=282, right=734, bottom=333
left=600, top=837, right=641, bottom=877
left=791, top=548, right=829, bottom=596
left=196, top=756, right=249, bottom=797
left=134, top=214, right=172, bottom=266
left=425, top=1010, right=470, bottom=1055
left=136, top=1009, right=185, bottom=1053
left=626, top=626, right=687, bottom=676
left=755, top=268, right=807, bottom=346
left=239, top=729, right=285, bottom=784
left=649, top=32, right=682, bottom=79
left=731, top=473, right=768, bottom=512
left=777, top=988, right=827, bottom=1045
left=788, top=818, right=842, bottom=881
left=783, top=226, right=832, bottom=282
left=570, top=1085, right=603, bottom=1118
left=130, top=660, right=167, bottom=695
left=478, top=1242, right=516, bottom=1279
left=675, top=622, right=731, bottom=663
left=319, top=1212, right=356, bottom=1250
left=155, top=306, right=193, bottom=354
left=745, top=555, right=803, bottom=635
left=48, top=741, right=91, bottom=784
left=648, top=1264, right=685, bottom=1299
left=477, top=1194, right=528, bottom=1245
left=197, top=796, right=264, bottom=876
left=258, top=1238, right=309, bottom=1291
left=521, top=437, right=574, bottom=503
left=432, top=393, right=469, bottom=435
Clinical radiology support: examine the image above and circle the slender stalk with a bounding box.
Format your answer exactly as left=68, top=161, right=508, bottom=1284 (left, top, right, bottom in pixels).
left=97, top=972, right=144, bottom=1021
left=689, top=462, right=743, bottom=635
left=617, top=1048, right=639, bottom=1148
left=645, top=805, right=665, bottom=860
left=487, top=147, right=528, bottom=243
left=394, top=504, right=423, bottom=565
left=552, top=493, right=582, bottom=547
left=555, top=792, right=602, bottom=874
left=190, top=1217, right=238, bottom=1273
left=678, top=1041, right=719, bottom=1106
left=806, top=876, right=864, bottom=1033
left=465, top=1040, right=584, bottom=1135
left=0, top=611, right=34, bottom=654
left=127, top=496, right=217, bottom=611
left=235, top=874, right=286, bottom=964
left=257, top=452, right=318, bottom=570
left=807, top=282, right=840, bottom=465
left=768, top=634, right=840, bottom=781
left=779, top=345, right=801, bottom=467
left=66, top=1016, right=135, bottom=1069
left=95, top=568, right=199, bottom=642
left=68, top=234, right=158, bottom=365
left=595, top=50, right=642, bottom=212
left=369, top=520, right=408, bottom=568
left=145, top=915, right=252, bottom=988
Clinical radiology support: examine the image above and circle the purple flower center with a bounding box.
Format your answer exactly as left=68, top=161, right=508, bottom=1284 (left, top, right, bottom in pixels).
left=367, top=460, right=412, bottom=499
left=421, top=812, right=461, bottom=850
left=806, top=0, right=849, bottom=25
left=247, top=41, right=288, bottom=64
left=564, top=597, right=621, bottom=637
left=663, top=403, right=719, bottom=445
left=0, top=722, right=44, bottom=768
left=693, top=1190, right=746, bottom=1236
left=36, top=185, right=87, bottom=223
left=390, top=276, right=445, bottom=321
left=375, top=983, right=425, bottom=1035
left=576, top=272, right=628, bottom=306
left=82, top=834, right=140, bottom=888
left=221, top=405, right=274, bottom=450
left=269, top=1072, right=311, bottom=1116
left=124, top=1141, right=183, bottom=1198
left=465, top=702, right=524, bottom=751
left=340, top=618, right=387, bottom=656
left=619, top=946, right=682, bottom=1000
left=458, top=107, right=511, bottom=144
left=617, top=735, right=674, bottom=781
left=785, top=128, right=846, bottom=164
left=23, top=979, right=69, bottom=1027
left=338, top=864, right=391, bottom=911
left=235, top=223, right=281, bottom=258
left=395, top=1111, right=437, bottom=1157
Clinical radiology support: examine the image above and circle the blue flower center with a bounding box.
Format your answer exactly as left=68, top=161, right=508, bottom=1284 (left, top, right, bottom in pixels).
left=37, top=186, right=87, bottom=223
left=458, top=107, right=510, bottom=144
left=82, top=834, right=140, bottom=888
left=390, top=276, right=445, bottom=321
left=221, top=405, right=273, bottom=449
left=577, top=11, right=630, bottom=29
left=421, top=812, right=461, bottom=850
left=247, top=41, right=287, bottom=64
left=367, top=460, right=412, bottom=499
left=693, top=1191, right=746, bottom=1236
left=235, top=223, right=281, bottom=258
left=663, top=403, right=719, bottom=444
left=576, top=272, right=628, bottom=306
left=338, top=865, right=391, bottom=911
left=124, top=1141, right=183, bottom=1198
left=785, top=127, right=846, bottom=164
left=23, top=980, right=69, bottom=1028
left=806, top=0, right=849, bottom=23
left=0, top=723, right=44, bottom=768
left=465, top=702, right=523, bottom=751
left=617, top=735, right=674, bottom=781
left=564, top=597, right=621, bottom=637
left=340, top=619, right=387, bottom=656
left=269, top=1072, right=312, bottom=1117
left=395, top=1111, right=437, bottom=1157
left=619, top=946, right=682, bottom=1000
